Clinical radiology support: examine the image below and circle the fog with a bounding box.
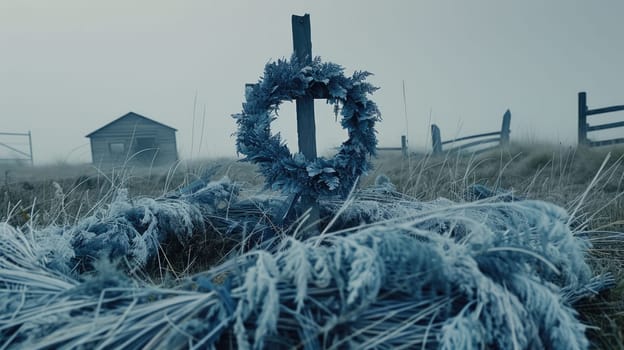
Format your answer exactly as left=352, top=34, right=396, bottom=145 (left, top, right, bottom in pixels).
left=2, top=0, right=623, bottom=164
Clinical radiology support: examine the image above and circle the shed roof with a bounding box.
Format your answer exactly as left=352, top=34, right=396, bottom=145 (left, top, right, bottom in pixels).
left=85, top=112, right=177, bottom=138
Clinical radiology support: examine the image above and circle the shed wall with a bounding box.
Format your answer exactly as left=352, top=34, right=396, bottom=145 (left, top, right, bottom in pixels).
left=89, top=115, right=177, bottom=166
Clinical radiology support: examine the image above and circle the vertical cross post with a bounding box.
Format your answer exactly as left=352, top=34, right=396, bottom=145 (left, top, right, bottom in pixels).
left=292, top=14, right=320, bottom=236
left=292, top=14, right=317, bottom=160
left=578, top=92, right=588, bottom=146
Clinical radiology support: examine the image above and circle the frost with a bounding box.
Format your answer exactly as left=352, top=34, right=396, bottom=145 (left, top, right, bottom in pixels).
left=0, top=176, right=611, bottom=349
left=234, top=56, right=381, bottom=199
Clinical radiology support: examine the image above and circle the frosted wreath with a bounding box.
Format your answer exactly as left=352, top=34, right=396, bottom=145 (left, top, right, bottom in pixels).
left=233, top=56, right=381, bottom=198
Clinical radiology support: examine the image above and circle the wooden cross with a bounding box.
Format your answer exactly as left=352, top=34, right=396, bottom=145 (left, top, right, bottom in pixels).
left=292, top=14, right=317, bottom=160
left=246, top=15, right=323, bottom=235
left=291, top=14, right=320, bottom=236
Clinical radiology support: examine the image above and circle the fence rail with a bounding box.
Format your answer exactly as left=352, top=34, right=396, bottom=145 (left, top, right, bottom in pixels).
left=578, top=92, right=624, bottom=147
left=0, top=131, right=33, bottom=165
left=431, top=110, right=511, bottom=155
left=377, top=135, right=408, bottom=157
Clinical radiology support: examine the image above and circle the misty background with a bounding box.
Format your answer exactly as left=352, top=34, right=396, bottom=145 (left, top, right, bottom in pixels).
left=1, top=0, right=623, bottom=164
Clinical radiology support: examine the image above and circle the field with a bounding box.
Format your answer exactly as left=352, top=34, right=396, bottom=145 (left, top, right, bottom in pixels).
left=1, top=143, right=624, bottom=349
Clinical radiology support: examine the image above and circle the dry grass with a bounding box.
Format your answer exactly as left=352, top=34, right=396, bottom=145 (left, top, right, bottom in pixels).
left=1, top=143, right=624, bottom=348
left=372, top=143, right=624, bottom=349
left=0, top=158, right=261, bottom=227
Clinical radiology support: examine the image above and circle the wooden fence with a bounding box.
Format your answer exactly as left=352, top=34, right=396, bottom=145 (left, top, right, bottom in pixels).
left=0, top=131, right=33, bottom=165
left=377, top=135, right=408, bottom=157
left=431, top=110, right=511, bottom=155
left=578, top=92, right=624, bottom=147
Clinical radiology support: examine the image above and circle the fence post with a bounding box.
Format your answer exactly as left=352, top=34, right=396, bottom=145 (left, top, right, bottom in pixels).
left=500, top=109, right=511, bottom=146
left=400, top=135, right=407, bottom=157
left=578, top=92, right=588, bottom=146
left=27, top=131, right=34, bottom=166
left=431, top=124, right=442, bottom=155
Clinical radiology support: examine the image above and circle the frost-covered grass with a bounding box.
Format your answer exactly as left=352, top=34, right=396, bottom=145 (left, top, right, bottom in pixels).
left=1, top=143, right=624, bottom=348
left=0, top=159, right=262, bottom=227
left=0, top=182, right=612, bottom=349
left=372, top=143, right=624, bottom=348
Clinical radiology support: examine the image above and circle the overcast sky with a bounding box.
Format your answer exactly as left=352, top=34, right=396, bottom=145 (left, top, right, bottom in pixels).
left=2, top=0, right=623, bottom=164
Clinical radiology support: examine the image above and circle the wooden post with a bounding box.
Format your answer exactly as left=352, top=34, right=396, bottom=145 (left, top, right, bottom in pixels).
left=244, top=83, right=255, bottom=102
left=27, top=131, right=34, bottom=166
left=431, top=124, right=442, bottom=155
left=292, top=14, right=317, bottom=160
left=500, top=109, right=511, bottom=146
left=578, top=92, right=588, bottom=146
left=400, top=135, right=407, bottom=157
left=292, top=14, right=320, bottom=235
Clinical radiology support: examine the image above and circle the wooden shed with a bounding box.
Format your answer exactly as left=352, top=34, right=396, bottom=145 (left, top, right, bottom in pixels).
left=86, top=112, right=178, bottom=166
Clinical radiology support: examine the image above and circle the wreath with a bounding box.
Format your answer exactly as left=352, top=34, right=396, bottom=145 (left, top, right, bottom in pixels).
left=233, top=56, right=381, bottom=199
